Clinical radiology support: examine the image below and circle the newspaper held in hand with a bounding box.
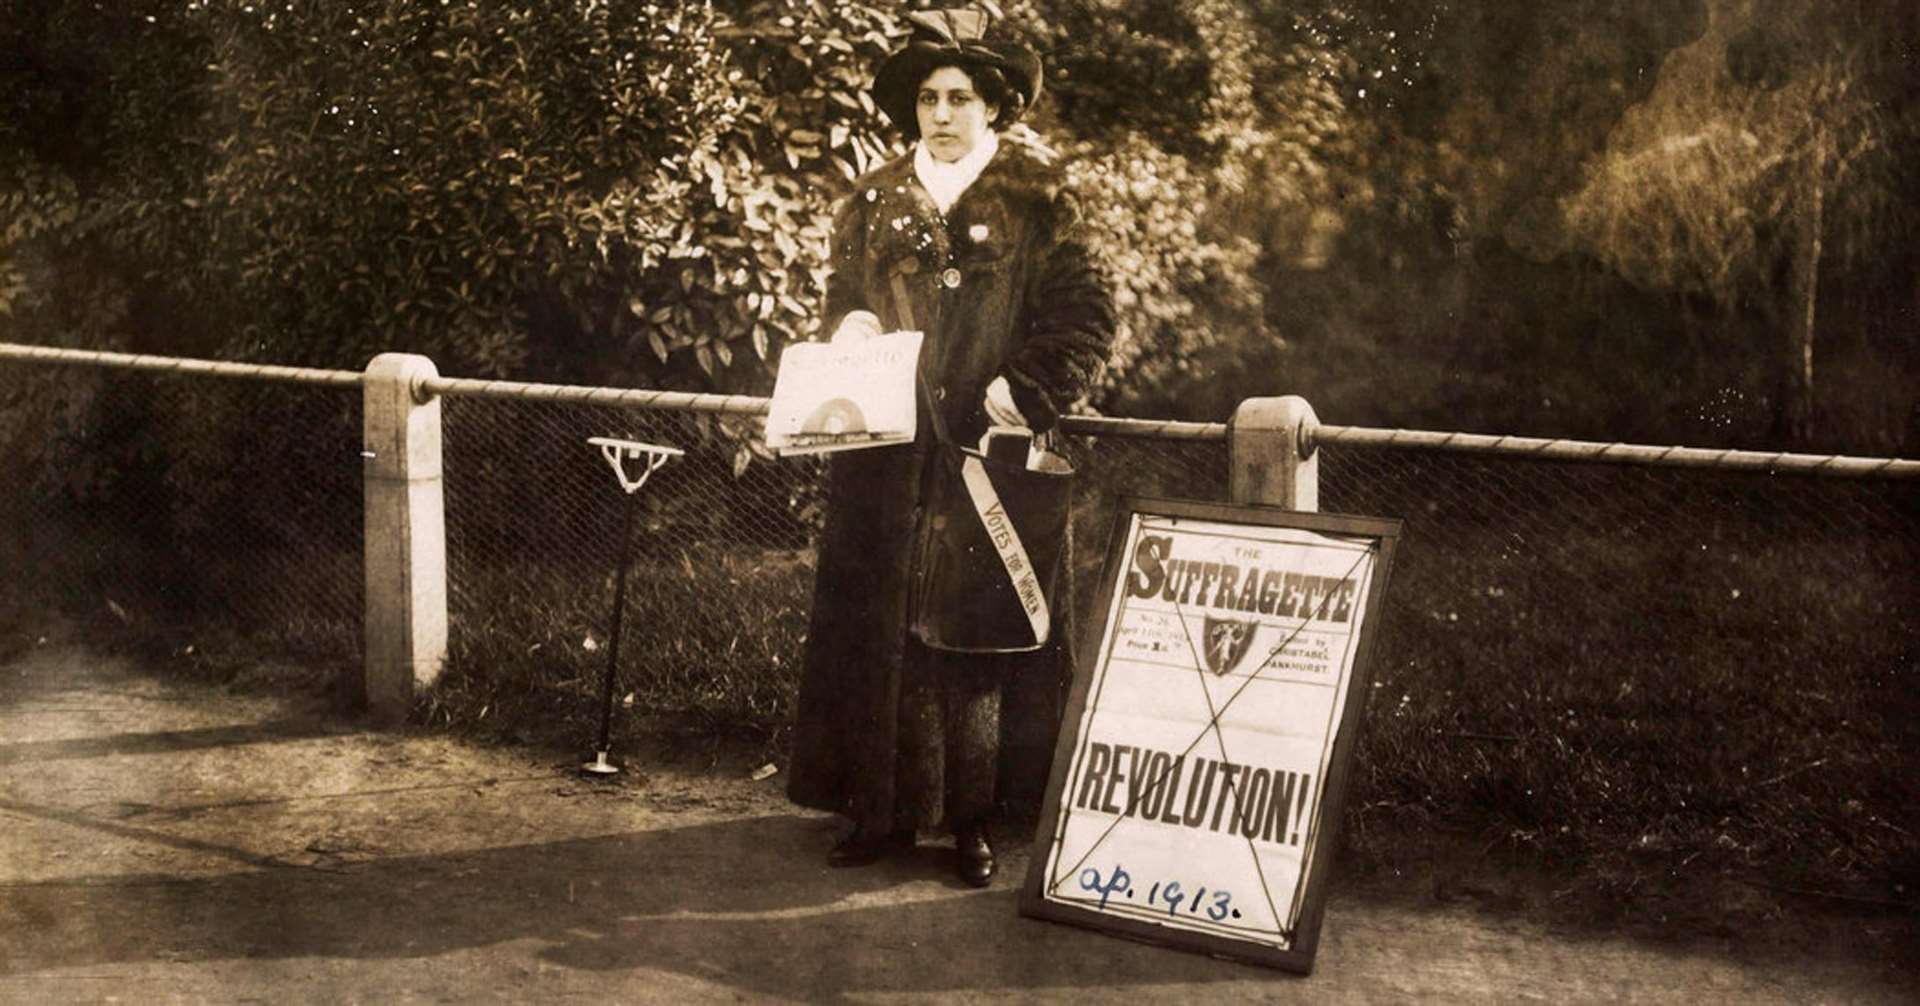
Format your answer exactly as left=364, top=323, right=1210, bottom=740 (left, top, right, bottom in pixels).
left=765, top=330, right=924, bottom=456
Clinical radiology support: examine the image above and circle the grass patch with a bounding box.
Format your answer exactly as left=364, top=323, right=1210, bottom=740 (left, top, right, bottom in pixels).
left=419, top=542, right=813, bottom=760
left=1330, top=459, right=1918, bottom=940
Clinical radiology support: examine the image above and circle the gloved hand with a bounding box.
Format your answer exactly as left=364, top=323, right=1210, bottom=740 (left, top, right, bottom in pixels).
left=829, top=310, right=883, bottom=344
left=983, top=375, right=1027, bottom=428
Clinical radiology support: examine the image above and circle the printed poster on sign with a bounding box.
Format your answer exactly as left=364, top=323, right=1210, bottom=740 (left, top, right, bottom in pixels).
left=1020, top=497, right=1400, bottom=974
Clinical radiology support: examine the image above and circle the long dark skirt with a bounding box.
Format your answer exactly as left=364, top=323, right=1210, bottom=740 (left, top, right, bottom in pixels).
left=786, top=441, right=1071, bottom=835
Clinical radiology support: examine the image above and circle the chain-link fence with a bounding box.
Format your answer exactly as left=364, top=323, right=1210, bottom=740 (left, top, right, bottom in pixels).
left=0, top=350, right=1228, bottom=743
left=1319, top=443, right=1916, bottom=887
left=1323, top=444, right=1919, bottom=680
left=419, top=395, right=1230, bottom=741
left=0, top=357, right=362, bottom=667
left=432, top=397, right=824, bottom=735
left=4, top=347, right=1914, bottom=897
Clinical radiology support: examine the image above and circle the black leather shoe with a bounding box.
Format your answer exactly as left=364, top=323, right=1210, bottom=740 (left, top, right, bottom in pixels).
left=954, top=822, right=995, bottom=888
left=828, top=827, right=914, bottom=868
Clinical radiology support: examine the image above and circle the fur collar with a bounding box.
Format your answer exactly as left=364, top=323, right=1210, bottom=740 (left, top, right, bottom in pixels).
left=852, top=136, right=1066, bottom=271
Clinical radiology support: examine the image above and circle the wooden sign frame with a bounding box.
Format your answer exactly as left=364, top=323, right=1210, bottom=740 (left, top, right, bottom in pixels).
left=1019, top=496, right=1401, bottom=973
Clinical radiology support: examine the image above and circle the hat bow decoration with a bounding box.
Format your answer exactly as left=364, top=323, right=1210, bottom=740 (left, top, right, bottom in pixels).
left=870, top=7, right=1043, bottom=136
left=906, top=8, right=990, bottom=48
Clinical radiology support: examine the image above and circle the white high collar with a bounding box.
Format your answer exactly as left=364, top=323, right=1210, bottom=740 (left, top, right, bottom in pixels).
left=913, top=130, right=998, bottom=216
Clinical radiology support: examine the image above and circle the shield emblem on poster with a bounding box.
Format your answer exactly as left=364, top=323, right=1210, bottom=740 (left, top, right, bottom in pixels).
left=1202, top=615, right=1258, bottom=676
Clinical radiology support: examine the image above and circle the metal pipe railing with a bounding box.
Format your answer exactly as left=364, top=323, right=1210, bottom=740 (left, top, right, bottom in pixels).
left=1310, top=423, right=1920, bottom=479
left=0, top=342, right=363, bottom=389
left=417, top=374, right=769, bottom=416
left=1058, top=415, right=1227, bottom=441
left=5, top=342, right=1914, bottom=478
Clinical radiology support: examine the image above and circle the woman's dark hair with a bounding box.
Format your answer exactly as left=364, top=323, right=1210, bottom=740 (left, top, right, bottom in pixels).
left=908, top=59, right=1022, bottom=138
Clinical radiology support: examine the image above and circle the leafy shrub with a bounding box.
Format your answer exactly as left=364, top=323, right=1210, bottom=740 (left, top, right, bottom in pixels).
left=193, top=1, right=741, bottom=380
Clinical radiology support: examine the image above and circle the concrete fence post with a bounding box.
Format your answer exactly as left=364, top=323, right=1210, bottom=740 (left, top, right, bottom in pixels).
left=362, top=353, right=448, bottom=721
left=1228, top=396, right=1320, bottom=511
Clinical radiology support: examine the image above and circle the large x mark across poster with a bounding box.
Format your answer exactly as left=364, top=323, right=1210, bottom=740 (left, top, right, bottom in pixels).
left=1026, top=502, right=1395, bottom=970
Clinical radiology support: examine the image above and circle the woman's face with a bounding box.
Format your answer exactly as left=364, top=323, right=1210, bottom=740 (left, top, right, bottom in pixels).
left=916, top=65, right=999, bottom=163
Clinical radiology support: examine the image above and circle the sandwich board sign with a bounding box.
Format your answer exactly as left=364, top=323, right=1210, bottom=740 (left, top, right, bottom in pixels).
left=1020, top=496, right=1400, bottom=973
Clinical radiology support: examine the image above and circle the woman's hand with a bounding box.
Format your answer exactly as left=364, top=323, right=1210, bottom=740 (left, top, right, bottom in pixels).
left=829, top=310, right=884, bottom=344
left=982, top=376, right=1028, bottom=427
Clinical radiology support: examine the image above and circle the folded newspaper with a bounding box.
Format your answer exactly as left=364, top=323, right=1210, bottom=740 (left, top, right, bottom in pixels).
left=764, top=330, right=924, bottom=456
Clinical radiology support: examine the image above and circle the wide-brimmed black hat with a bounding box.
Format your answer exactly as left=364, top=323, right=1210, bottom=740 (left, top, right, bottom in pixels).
left=872, top=8, right=1043, bottom=138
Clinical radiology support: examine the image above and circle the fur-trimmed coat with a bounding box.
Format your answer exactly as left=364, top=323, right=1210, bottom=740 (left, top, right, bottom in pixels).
left=786, top=141, right=1116, bottom=833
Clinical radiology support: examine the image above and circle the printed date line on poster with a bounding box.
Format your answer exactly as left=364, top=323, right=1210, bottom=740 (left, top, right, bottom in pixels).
left=1020, top=497, right=1401, bottom=974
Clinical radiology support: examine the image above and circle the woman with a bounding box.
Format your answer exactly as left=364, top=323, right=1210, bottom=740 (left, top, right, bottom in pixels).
left=786, top=8, right=1116, bottom=887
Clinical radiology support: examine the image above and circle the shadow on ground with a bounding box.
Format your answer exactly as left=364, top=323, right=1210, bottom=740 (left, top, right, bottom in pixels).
left=0, top=718, right=338, bottom=766
left=0, top=812, right=1274, bottom=998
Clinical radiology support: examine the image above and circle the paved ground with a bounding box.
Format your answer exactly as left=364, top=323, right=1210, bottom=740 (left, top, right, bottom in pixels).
left=0, top=640, right=1908, bottom=1004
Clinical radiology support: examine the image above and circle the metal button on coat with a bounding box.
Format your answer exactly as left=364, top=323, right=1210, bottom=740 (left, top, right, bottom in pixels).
left=940, top=267, right=962, bottom=289
left=934, top=386, right=947, bottom=401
